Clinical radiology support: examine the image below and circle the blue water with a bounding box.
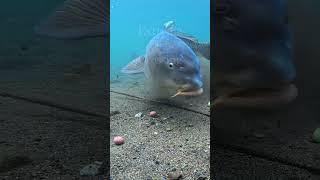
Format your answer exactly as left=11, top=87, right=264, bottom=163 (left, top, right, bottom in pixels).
left=110, top=0, right=210, bottom=75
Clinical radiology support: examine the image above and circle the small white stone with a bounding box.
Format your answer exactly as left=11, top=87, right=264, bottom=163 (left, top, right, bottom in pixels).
left=135, top=112, right=143, bottom=118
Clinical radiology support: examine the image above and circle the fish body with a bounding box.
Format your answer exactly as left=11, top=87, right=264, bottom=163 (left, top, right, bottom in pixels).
left=121, top=31, right=203, bottom=98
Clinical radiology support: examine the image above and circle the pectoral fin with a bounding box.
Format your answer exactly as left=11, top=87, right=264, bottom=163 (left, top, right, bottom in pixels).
left=121, top=56, right=145, bottom=74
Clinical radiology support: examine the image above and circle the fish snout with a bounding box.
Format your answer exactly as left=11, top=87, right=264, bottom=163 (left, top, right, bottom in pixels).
left=183, top=76, right=203, bottom=91
left=192, top=78, right=203, bottom=89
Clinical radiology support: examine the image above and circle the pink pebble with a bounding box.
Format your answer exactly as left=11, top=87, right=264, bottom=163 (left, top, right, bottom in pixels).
left=113, top=136, right=125, bottom=145
left=149, top=111, right=158, bottom=117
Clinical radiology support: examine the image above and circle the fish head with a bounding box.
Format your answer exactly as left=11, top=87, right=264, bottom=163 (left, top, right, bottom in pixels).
left=150, top=47, right=203, bottom=95
left=143, top=31, right=204, bottom=97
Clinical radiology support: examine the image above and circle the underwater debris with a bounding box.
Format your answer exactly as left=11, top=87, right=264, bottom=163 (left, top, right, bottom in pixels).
left=113, top=136, right=125, bottom=145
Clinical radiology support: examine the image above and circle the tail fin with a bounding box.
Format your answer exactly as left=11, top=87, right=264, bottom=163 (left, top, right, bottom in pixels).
left=35, top=0, right=108, bottom=39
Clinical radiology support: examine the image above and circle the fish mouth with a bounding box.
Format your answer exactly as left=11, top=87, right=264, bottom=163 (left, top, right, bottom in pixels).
left=212, top=84, right=298, bottom=109
left=171, top=85, right=203, bottom=98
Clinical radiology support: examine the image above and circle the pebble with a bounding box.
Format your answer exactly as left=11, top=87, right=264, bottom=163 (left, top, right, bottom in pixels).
left=312, top=128, right=320, bottom=143
left=167, top=172, right=182, bottom=180
left=154, top=132, right=158, bottom=135
left=113, top=136, right=125, bottom=145
left=135, top=112, right=143, bottom=118
left=166, top=127, right=173, bottom=132
left=149, top=111, right=158, bottom=117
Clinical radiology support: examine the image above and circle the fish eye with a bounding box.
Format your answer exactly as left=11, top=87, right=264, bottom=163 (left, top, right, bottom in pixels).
left=168, top=63, right=174, bottom=69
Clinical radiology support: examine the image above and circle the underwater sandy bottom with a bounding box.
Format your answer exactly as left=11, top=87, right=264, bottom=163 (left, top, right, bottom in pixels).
left=0, top=28, right=211, bottom=178
left=0, top=28, right=108, bottom=178
left=109, top=57, right=210, bottom=179
left=0, top=64, right=108, bottom=179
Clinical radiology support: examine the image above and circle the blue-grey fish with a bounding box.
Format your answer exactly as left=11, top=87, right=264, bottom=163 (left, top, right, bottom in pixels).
left=213, top=0, right=297, bottom=108
left=121, top=31, right=203, bottom=98
left=34, top=0, right=209, bottom=60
